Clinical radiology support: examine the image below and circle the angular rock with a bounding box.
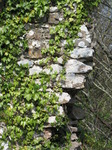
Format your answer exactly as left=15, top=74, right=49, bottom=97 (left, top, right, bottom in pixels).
left=69, top=126, right=78, bottom=133
left=50, top=7, right=58, bottom=13
left=44, top=129, right=52, bottom=139
left=71, top=133, right=78, bottom=141
left=48, top=116, right=56, bottom=124
left=29, top=65, right=42, bottom=75
left=56, top=92, right=71, bottom=104
left=80, top=24, right=89, bottom=35
left=86, top=37, right=91, bottom=44
left=70, top=48, right=94, bottom=59
left=57, top=57, right=63, bottom=64
left=65, top=59, right=92, bottom=74
left=17, top=59, right=33, bottom=67
left=70, top=141, right=81, bottom=150
left=58, top=106, right=64, bottom=115
left=61, top=74, right=85, bottom=89
left=43, top=64, right=62, bottom=74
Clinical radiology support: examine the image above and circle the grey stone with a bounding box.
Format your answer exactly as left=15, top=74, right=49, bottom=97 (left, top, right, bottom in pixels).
left=65, top=59, right=92, bottom=74
left=17, top=59, right=33, bottom=67
left=70, top=48, right=94, bottom=59
left=29, top=65, right=42, bottom=75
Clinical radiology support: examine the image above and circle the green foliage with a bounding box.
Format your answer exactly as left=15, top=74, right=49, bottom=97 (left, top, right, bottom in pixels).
left=0, top=0, right=100, bottom=149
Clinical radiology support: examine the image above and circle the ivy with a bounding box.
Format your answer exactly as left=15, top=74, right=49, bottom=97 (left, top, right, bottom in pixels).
left=0, top=0, right=100, bottom=149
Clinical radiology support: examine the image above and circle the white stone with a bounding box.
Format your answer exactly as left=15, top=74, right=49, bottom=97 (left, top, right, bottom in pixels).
left=80, top=24, right=89, bottom=34
left=35, top=79, right=41, bottom=85
left=57, top=57, right=63, bottom=64
left=50, top=7, right=58, bottom=12
left=43, top=68, right=50, bottom=74
left=0, top=128, right=3, bottom=138
left=28, top=30, right=34, bottom=37
left=29, top=65, right=42, bottom=75
left=65, top=59, right=92, bottom=74
left=31, top=109, right=36, bottom=114
left=71, top=133, right=78, bottom=141
left=70, top=48, right=94, bottom=59
left=61, top=74, right=85, bottom=89
left=41, top=24, right=49, bottom=28
left=59, top=17, right=64, bottom=21
left=48, top=116, right=56, bottom=124
left=32, top=40, right=41, bottom=48
left=43, top=64, right=62, bottom=74
left=29, top=44, right=33, bottom=49
left=17, top=59, right=33, bottom=67
left=86, top=37, right=91, bottom=43
left=1, top=142, right=8, bottom=150
left=78, top=32, right=83, bottom=37
left=61, top=40, right=67, bottom=46
left=58, top=106, right=64, bottom=115
left=70, top=141, right=81, bottom=150
left=78, top=41, right=86, bottom=48
left=51, top=64, right=62, bottom=74
left=57, top=92, right=71, bottom=104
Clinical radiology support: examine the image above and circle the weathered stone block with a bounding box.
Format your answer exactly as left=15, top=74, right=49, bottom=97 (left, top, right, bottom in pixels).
left=65, top=59, right=92, bottom=74
left=70, top=48, right=94, bottom=59
left=29, top=65, right=42, bottom=75
left=61, top=74, right=85, bottom=89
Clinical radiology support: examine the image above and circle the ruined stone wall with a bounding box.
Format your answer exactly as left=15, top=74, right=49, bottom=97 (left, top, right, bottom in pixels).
left=0, top=4, right=94, bottom=150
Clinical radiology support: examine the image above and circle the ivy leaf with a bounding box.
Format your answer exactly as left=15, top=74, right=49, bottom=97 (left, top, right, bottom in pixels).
left=24, top=94, right=32, bottom=101
left=23, top=17, right=29, bottom=23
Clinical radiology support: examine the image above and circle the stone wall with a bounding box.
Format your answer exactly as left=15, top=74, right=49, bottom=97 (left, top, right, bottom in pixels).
left=0, top=5, right=94, bottom=150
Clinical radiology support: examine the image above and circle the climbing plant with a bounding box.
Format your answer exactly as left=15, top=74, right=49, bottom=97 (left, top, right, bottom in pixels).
left=0, top=0, right=100, bottom=149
